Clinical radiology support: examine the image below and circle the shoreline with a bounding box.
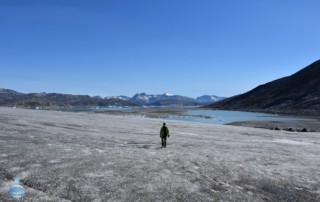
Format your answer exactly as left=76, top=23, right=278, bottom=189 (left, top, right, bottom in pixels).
left=201, top=106, right=320, bottom=118
left=5, top=106, right=320, bottom=132
left=226, top=121, right=320, bottom=132
left=92, top=108, right=320, bottom=132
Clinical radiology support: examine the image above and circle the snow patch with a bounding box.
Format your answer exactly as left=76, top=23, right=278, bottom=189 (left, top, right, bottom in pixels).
left=164, top=93, right=173, bottom=96
left=94, top=149, right=105, bottom=154
left=48, top=159, right=61, bottom=164
left=85, top=170, right=113, bottom=178
left=10, top=167, right=21, bottom=172
left=272, top=139, right=311, bottom=145
left=14, top=171, right=30, bottom=180
left=180, top=132, right=198, bottom=136
left=84, top=173, right=105, bottom=178
left=63, top=148, right=72, bottom=152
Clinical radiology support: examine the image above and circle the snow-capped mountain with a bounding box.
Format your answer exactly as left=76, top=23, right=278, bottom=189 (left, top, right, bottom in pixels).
left=196, top=95, right=225, bottom=104
left=130, top=93, right=160, bottom=104
left=130, top=93, right=197, bottom=106
left=0, top=87, right=226, bottom=107
left=104, top=95, right=130, bottom=100
left=129, top=93, right=224, bottom=106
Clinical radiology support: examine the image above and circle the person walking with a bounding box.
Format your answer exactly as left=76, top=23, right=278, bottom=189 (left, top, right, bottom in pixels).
left=160, top=123, right=170, bottom=148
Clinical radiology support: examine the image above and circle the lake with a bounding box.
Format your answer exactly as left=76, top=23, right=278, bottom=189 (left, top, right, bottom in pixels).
left=168, top=109, right=289, bottom=124
left=59, top=106, right=318, bottom=127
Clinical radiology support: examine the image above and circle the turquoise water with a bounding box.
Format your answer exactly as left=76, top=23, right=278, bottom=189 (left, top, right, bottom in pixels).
left=60, top=107, right=312, bottom=126
left=167, top=110, right=287, bottom=125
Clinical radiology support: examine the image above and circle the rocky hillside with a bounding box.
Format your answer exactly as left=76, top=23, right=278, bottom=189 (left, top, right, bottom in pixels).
left=0, top=89, right=225, bottom=108
left=206, top=60, right=320, bottom=115
left=0, top=89, right=136, bottom=108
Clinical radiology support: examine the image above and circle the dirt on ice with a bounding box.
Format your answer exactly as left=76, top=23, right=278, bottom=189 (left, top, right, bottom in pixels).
left=0, top=107, right=320, bottom=201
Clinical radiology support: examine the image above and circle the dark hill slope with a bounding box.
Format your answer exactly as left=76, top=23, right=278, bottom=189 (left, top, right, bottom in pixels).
left=206, top=60, right=320, bottom=115
left=0, top=90, right=136, bottom=108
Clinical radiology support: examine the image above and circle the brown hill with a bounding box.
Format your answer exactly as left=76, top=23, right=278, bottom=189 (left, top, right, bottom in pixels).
left=206, top=60, right=320, bottom=115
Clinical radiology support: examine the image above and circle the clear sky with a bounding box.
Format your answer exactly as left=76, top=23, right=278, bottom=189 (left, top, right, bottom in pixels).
left=0, top=0, right=319, bottom=98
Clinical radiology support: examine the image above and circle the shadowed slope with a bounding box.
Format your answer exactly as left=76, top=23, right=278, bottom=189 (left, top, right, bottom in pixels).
left=207, top=60, right=320, bottom=115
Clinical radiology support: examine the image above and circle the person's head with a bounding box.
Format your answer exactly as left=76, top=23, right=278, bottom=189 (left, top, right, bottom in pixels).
left=163, top=123, right=166, bottom=126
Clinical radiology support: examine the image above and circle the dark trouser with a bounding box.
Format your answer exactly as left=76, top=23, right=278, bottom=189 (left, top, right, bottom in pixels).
left=161, top=136, right=167, bottom=147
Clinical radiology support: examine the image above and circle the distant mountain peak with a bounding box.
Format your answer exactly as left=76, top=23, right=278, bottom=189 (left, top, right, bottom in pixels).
left=104, top=95, right=130, bottom=100
left=163, top=93, right=173, bottom=96
left=0, top=88, right=22, bottom=94
left=129, top=93, right=225, bottom=106
left=0, top=88, right=226, bottom=107
left=196, top=95, right=225, bottom=104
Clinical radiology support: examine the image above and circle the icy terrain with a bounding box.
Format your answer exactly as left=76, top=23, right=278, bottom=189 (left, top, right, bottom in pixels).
left=0, top=107, right=320, bottom=201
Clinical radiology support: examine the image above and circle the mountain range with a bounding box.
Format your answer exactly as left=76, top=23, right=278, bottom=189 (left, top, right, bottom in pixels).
left=206, top=60, right=320, bottom=115
left=0, top=89, right=225, bottom=108
left=3, top=59, right=319, bottom=113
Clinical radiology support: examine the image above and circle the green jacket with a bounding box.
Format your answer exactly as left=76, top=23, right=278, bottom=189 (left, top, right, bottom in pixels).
left=160, top=126, right=170, bottom=138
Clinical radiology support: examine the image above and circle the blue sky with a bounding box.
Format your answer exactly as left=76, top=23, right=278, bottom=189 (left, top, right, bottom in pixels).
left=1, top=0, right=319, bottom=98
